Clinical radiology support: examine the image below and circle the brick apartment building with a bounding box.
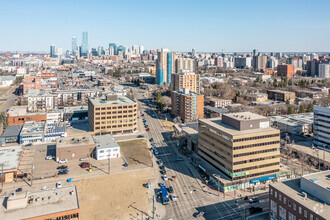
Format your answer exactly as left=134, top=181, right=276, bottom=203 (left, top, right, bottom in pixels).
left=267, top=90, right=296, bottom=103
left=277, top=64, right=295, bottom=78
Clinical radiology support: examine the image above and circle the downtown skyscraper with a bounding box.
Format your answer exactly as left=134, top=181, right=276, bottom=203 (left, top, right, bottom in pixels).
left=81, top=32, right=89, bottom=56
left=156, top=48, right=175, bottom=85
left=50, top=44, right=56, bottom=58
left=72, top=36, right=77, bottom=55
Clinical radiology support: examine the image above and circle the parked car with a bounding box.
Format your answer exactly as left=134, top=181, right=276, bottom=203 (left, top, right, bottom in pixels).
left=146, top=128, right=150, bottom=131
left=159, top=165, right=165, bottom=170
left=25, top=143, right=32, bottom=147
left=141, top=113, right=144, bottom=116
left=160, top=169, right=167, bottom=175
left=163, top=175, right=168, bottom=181
left=249, top=197, right=259, bottom=204
left=193, top=211, right=205, bottom=218
left=45, top=155, right=55, bottom=160
left=249, top=207, right=263, bottom=214
left=56, top=182, right=62, bottom=188
left=171, top=194, right=177, bottom=201
left=58, top=159, right=68, bottom=164
left=58, top=168, right=69, bottom=175
left=149, top=138, right=154, bottom=142
left=80, top=162, right=90, bottom=168
left=57, top=165, right=68, bottom=170
left=137, top=135, right=144, bottom=138
left=158, top=182, right=164, bottom=187
left=168, top=186, right=173, bottom=193
left=157, top=159, right=163, bottom=165
left=16, top=188, right=22, bottom=192
left=154, top=150, right=159, bottom=155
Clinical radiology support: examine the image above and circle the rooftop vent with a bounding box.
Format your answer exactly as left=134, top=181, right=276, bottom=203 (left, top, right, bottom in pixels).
left=107, top=95, right=117, bottom=101
left=309, top=178, right=318, bottom=183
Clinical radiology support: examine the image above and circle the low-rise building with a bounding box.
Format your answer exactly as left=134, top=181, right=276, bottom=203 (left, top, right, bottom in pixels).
left=44, top=123, right=67, bottom=143
left=0, top=146, right=23, bottom=183
left=270, top=113, right=314, bottom=135
left=7, top=106, right=47, bottom=126
left=0, top=125, right=22, bottom=145
left=93, top=135, right=121, bottom=160
left=19, top=121, right=45, bottom=145
left=269, top=171, right=329, bottom=220
left=207, top=98, right=232, bottom=108
left=0, top=185, right=79, bottom=219
left=267, top=90, right=296, bottom=103
left=204, top=106, right=229, bottom=118
left=56, top=134, right=95, bottom=160
left=63, top=106, right=88, bottom=122
left=0, top=76, right=16, bottom=87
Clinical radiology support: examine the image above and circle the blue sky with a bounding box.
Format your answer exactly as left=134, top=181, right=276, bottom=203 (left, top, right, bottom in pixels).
left=0, top=0, right=329, bottom=52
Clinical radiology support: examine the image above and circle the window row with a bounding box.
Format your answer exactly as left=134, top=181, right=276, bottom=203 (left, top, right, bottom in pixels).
left=233, top=133, right=279, bottom=142
left=233, top=162, right=280, bottom=173
left=234, top=141, right=280, bottom=150
left=233, top=148, right=279, bottom=158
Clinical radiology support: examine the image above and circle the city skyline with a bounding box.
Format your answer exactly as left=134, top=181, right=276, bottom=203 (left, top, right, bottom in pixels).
left=0, top=0, right=329, bottom=52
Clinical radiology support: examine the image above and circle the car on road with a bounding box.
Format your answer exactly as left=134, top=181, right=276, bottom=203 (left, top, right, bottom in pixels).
left=45, top=155, right=55, bottom=160
left=249, top=197, right=259, bottom=204
left=193, top=211, right=205, bottom=218
left=56, top=182, right=62, bottom=188
left=137, top=135, right=144, bottom=138
left=168, top=186, right=173, bottom=193
left=249, top=207, right=263, bottom=214
left=58, top=168, right=69, bottom=175
left=80, top=162, right=90, bottom=168
left=58, top=159, right=68, bottom=164
left=163, top=175, right=168, bottom=181
left=170, top=194, right=177, bottom=201
left=57, top=165, right=68, bottom=170
left=146, top=128, right=150, bottom=131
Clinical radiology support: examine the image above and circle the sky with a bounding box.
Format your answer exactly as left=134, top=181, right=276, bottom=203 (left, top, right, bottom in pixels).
left=0, top=0, right=329, bottom=52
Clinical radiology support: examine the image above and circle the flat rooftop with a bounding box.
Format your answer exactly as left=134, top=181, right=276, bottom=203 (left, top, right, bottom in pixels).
left=20, top=121, right=45, bottom=135
left=89, top=95, right=136, bottom=106
left=199, top=117, right=278, bottom=136
left=0, top=145, right=23, bottom=171
left=93, top=134, right=120, bottom=149
left=57, top=134, right=95, bottom=148
left=0, top=186, right=79, bottom=219
left=301, top=171, right=330, bottom=191
left=63, top=106, right=88, bottom=113
left=224, top=112, right=266, bottom=121
left=271, top=178, right=329, bottom=219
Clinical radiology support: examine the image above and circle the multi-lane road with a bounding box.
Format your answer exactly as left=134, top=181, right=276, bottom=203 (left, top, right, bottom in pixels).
left=131, top=85, right=269, bottom=220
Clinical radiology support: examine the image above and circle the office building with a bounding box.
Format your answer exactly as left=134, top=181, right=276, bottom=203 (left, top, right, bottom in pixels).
left=253, top=55, right=267, bottom=70
left=277, top=64, right=295, bottom=78
left=313, top=106, right=330, bottom=150
left=171, top=71, right=200, bottom=93
left=19, top=121, right=45, bottom=145
left=139, top=45, right=144, bottom=55
left=234, top=57, right=252, bottom=69
left=171, top=88, right=204, bottom=121
left=71, top=36, right=77, bottom=55
left=269, top=171, right=329, bottom=220
left=287, top=57, right=302, bottom=68
left=156, top=48, right=176, bottom=85
left=175, top=58, right=196, bottom=73
left=132, top=45, right=139, bottom=56
left=192, top=48, right=196, bottom=57
left=81, top=31, right=89, bottom=56
left=318, top=63, right=330, bottom=78
left=50, top=44, right=56, bottom=58
left=88, top=95, right=138, bottom=135
left=109, top=43, right=117, bottom=55
left=267, top=90, right=296, bottom=103
left=198, top=112, right=280, bottom=182
left=306, top=60, right=320, bottom=77
left=253, top=49, right=259, bottom=56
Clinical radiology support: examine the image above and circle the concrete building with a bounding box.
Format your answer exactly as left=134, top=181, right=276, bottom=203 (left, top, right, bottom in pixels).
left=171, top=88, right=204, bottom=122
left=234, top=57, right=252, bottom=69
left=269, top=171, right=329, bottom=220
left=56, top=134, right=95, bottom=160
left=175, top=58, right=196, bottom=73
left=0, top=185, right=79, bottom=219
left=198, top=112, right=280, bottom=185
left=313, top=106, right=330, bottom=150
left=270, top=113, right=313, bottom=135
left=253, top=55, right=267, bottom=70
left=19, top=121, right=45, bottom=145
left=93, top=135, right=121, bottom=160
left=277, top=64, right=294, bottom=79
left=44, top=123, right=67, bottom=143
left=156, top=48, right=176, bottom=85
left=267, top=90, right=296, bottom=103
left=318, top=63, right=330, bottom=78
left=88, top=95, right=138, bottom=135
left=171, top=71, right=200, bottom=93
left=0, top=146, right=23, bottom=183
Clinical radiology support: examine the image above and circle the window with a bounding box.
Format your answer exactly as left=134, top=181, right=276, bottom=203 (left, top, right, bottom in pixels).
left=284, top=197, right=286, bottom=204
left=293, top=203, right=296, bottom=211
left=304, top=210, right=307, bottom=218
left=275, top=191, right=277, bottom=198
left=310, top=214, right=313, bottom=220
left=271, top=189, right=273, bottom=195
left=288, top=200, right=291, bottom=207
left=279, top=194, right=282, bottom=201
left=298, top=207, right=302, bottom=214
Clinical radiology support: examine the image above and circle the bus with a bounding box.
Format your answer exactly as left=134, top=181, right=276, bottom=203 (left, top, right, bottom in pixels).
left=160, top=185, right=169, bottom=205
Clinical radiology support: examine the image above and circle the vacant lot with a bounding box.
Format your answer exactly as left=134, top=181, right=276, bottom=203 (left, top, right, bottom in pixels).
left=160, top=120, right=174, bottom=131
left=118, top=139, right=152, bottom=167
left=75, top=167, right=155, bottom=220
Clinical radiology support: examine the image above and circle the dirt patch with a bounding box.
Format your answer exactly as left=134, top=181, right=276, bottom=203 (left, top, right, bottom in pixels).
left=118, top=139, right=152, bottom=167
left=75, top=167, right=155, bottom=220
left=160, top=120, right=174, bottom=131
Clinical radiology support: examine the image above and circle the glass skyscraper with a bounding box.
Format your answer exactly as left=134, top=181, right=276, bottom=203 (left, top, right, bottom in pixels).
left=81, top=32, right=89, bottom=56
left=108, top=43, right=117, bottom=55
left=50, top=44, right=56, bottom=58
left=72, top=36, right=77, bottom=55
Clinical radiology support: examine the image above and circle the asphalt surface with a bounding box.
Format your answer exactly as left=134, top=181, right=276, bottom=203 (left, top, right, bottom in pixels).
left=131, top=85, right=269, bottom=220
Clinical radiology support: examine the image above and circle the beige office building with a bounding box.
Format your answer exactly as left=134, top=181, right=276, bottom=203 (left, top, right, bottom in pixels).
left=171, top=71, right=200, bottom=93
left=88, top=95, right=138, bottom=135
left=175, top=58, right=196, bottom=73
left=198, top=112, right=280, bottom=182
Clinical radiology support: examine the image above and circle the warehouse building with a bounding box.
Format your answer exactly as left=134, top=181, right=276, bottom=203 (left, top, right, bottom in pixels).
left=270, top=113, right=313, bottom=135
